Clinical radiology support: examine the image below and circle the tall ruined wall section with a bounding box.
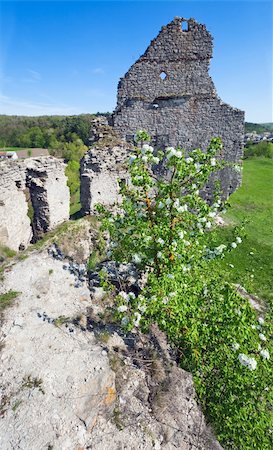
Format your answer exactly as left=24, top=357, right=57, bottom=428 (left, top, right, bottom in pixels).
left=113, top=17, right=244, bottom=198
left=80, top=119, right=131, bottom=214
left=0, top=161, right=32, bottom=251
left=0, top=157, right=70, bottom=251
left=26, top=157, right=70, bottom=239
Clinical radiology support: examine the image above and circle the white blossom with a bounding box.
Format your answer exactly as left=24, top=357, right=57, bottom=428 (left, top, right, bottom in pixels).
left=165, top=197, right=172, bottom=206
left=185, top=157, right=193, bottom=164
left=119, top=291, right=128, bottom=300
left=142, top=155, right=148, bottom=163
left=153, top=156, right=160, bottom=164
left=234, top=164, right=242, bottom=173
left=173, top=198, right=180, bottom=209
left=142, top=144, right=153, bottom=153
left=128, top=292, right=136, bottom=300
left=236, top=237, right=242, bottom=244
left=238, top=353, right=257, bottom=370
left=232, top=342, right=240, bottom=351
left=157, top=251, right=163, bottom=258
left=166, top=147, right=176, bottom=159
left=162, top=297, right=169, bottom=305
left=178, top=230, right=185, bottom=239
left=158, top=201, right=164, bottom=209
left=205, top=221, right=212, bottom=229
left=258, top=317, right=265, bottom=326
left=194, top=162, right=201, bottom=171
left=121, top=316, right=129, bottom=326
left=133, top=312, right=142, bottom=327
left=138, top=303, right=147, bottom=313
left=117, top=305, right=128, bottom=313
left=129, top=154, right=137, bottom=164
left=231, top=242, right=237, bottom=249
left=260, top=349, right=270, bottom=360
left=259, top=333, right=267, bottom=342
left=208, top=211, right=216, bottom=218
left=177, top=204, right=188, bottom=213
left=176, top=150, right=182, bottom=158
left=214, top=244, right=226, bottom=256
left=167, top=273, right=174, bottom=279
left=157, top=238, right=165, bottom=245
left=210, top=158, right=216, bottom=166
left=133, top=254, right=142, bottom=264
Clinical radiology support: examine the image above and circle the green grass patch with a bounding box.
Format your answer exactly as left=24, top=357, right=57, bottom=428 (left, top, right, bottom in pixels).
left=0, top=246, right=17, bottom=259
left=0, top=147, right=27, bottom=152
left=0, top=291, right=20, bottom=312
left=215, top=157, right=273, bottom=305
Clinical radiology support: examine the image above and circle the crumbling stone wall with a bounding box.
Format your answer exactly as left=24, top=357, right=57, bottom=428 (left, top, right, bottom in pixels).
left=80, top=119, right=131, bottom=214
left=113, top=16, right=244, bottom=198
left=0, top=157, right=70, bottom=251
left=0, top=162, right=32, bottom=251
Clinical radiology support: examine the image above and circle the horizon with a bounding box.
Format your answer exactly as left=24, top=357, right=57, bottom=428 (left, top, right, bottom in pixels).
left=0, top=1, right=272, bottom=122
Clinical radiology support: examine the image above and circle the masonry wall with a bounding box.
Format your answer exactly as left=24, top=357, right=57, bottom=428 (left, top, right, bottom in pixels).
left=80, top=144, right=129, bottom=214
left=0, top=157, right=70, bottom=251
left=113, top=16, right=244, bottom=198
left=0, top=162, right=32, bottom=251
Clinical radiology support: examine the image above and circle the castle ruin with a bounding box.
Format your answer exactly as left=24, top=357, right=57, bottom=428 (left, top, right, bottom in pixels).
left=0, top=157, right=70, bottom=251
left=113, top=17, right=244, bottom=198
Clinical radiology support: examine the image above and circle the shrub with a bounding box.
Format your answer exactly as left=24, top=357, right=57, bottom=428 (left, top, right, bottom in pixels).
left=244, top=141, right=273, bottom=159
left=97, top=132, right=273, bottom=449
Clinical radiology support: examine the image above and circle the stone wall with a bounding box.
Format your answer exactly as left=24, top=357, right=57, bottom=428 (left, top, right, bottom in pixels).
left=80, top=119, right=131, bottom=214
left=113, top=16, right=244, bottom=198
left=0, top=157, right=70, bottom=251
left=80, top=144, right=130, bottom=214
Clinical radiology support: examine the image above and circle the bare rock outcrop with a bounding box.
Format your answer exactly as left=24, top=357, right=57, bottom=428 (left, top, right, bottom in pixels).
left=0, top=248, right=222, bottom=450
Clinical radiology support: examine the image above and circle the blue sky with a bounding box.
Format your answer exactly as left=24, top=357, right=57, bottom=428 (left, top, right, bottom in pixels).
left=0, top=1, right=272, bottom=122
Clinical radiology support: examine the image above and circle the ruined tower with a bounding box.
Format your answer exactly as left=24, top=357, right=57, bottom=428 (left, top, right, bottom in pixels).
left=113, top=17, right=244, bottom=197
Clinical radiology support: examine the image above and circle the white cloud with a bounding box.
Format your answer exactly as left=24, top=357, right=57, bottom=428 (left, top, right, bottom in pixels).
left=90, top=68, right=105, bottom=75
left=22, top=69, right=41, bottom=83
left=0, top=95, right=82, bottom=116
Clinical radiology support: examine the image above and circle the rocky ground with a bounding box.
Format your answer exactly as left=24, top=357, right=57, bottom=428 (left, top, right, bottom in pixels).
left=0, top=236, right=222, bottom=450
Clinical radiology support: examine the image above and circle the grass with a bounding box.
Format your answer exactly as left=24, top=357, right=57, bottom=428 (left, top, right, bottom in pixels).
left=0, top=291, right=20, bottom=312
left=0, top=246, right=16, bottom=260
left=0, top=147, right=28, bottom=152
left=215, top=157, right=273, bottom=306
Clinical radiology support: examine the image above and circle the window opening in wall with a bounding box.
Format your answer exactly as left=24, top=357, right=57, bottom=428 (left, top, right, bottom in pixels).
left=160, top=72, right=167, bottom=80
left=181, top=21, right=188, bottom=31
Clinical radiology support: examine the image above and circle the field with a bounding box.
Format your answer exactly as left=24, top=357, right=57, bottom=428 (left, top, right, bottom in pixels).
left=0, top=147, right=49, bottom=158
left=215, top=157, right=273, bottom=306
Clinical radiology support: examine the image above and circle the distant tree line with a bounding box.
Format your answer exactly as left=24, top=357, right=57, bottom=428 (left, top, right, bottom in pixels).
left=0, top=114, right=96, bottom=150
left=0, top=113, right=111, bottom=214
left=245, top=122, right=273, bottom=134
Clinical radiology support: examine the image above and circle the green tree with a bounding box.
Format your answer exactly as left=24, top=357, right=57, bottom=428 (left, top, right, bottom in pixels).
left=97, top=132, right=273, bottom=449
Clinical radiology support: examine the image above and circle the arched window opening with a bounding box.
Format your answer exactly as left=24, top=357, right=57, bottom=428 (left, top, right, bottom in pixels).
left=181, top=21, right=188, bottom=31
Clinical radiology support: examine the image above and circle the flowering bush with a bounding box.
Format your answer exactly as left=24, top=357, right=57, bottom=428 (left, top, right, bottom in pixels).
left=97, top=131, right=273, bottom=449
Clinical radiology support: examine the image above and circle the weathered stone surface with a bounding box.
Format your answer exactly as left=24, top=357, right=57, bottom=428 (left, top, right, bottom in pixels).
left=80, top=143, right=130, bottom=214
left=0, top=157, right=70, bottom=250
left=0, top=252, right=116, bottom=450
left=113, top=16, right=244, bottom=198
left=0, top=247, right=222, bottom=449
